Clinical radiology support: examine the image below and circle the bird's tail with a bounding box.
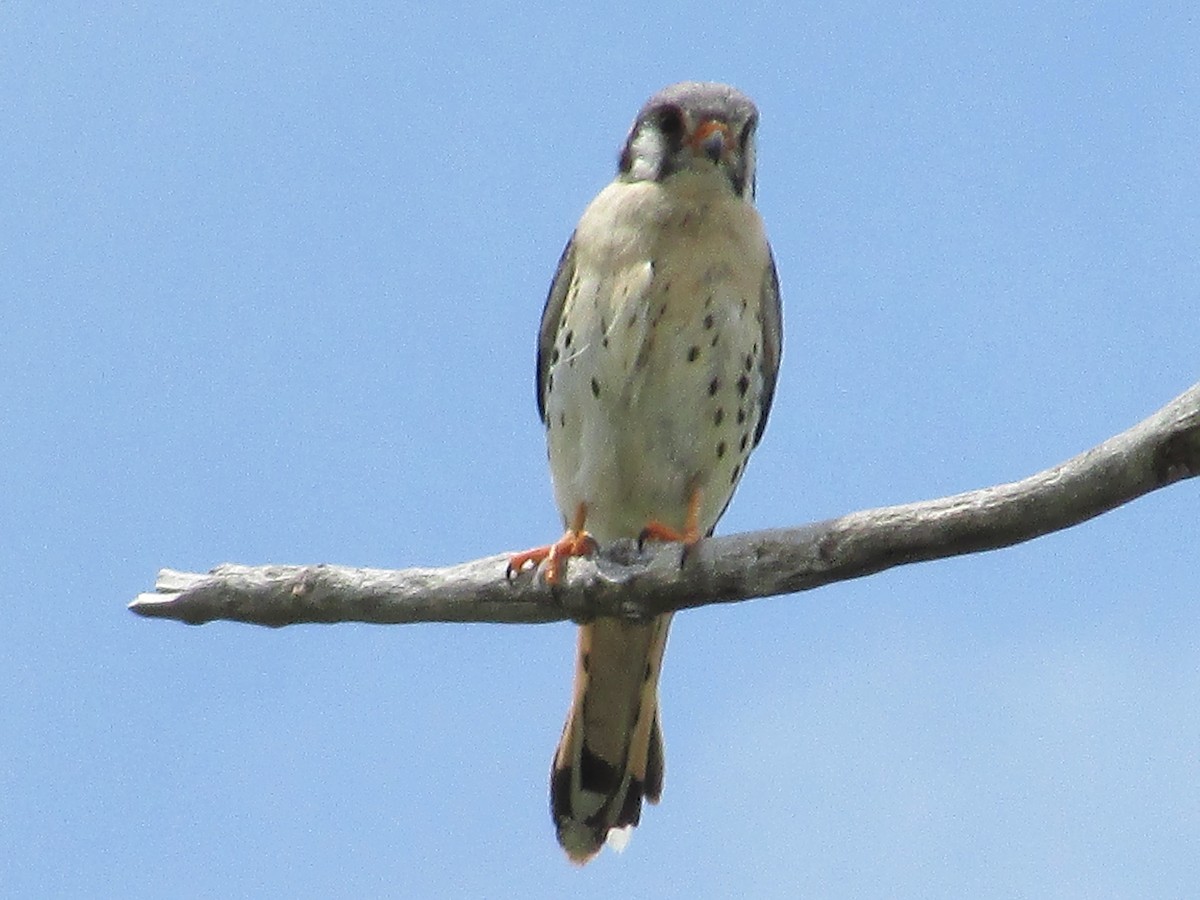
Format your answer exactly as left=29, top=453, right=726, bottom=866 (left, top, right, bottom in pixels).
left=549, top=613, right=672, bottom=864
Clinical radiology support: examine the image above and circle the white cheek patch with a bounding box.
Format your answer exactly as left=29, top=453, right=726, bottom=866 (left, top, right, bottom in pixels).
left=628, top=125, right=665, bottom=181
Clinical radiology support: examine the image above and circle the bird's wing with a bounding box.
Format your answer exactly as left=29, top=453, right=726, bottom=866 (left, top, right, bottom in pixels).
left=753, top=245, right=783, bottom=447
left=536, top=236, right=577, bottom=423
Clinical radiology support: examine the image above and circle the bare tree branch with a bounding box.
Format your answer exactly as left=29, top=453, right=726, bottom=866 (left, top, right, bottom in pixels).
left=130, top=382, right=1200, bottom=628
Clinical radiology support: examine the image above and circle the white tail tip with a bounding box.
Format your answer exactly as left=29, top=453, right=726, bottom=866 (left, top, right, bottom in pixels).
left=605, top=826, right=633, bottom=854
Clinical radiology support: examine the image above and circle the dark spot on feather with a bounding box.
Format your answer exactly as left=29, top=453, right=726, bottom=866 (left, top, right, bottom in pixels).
left=730, top=462, right=742, bottom=484
left=708, top=377, right=720, bottom=397
left=564, top=330, right=574, bottom=348
left=687, top=346, right=700, bottom=362
left=739, top=433, right=749, bottom=452
left=714, top=407, right=724, bottom=426
left=578, top=744, right=622, bottom=796
left=737, top=374, right=750, bottom=397
left=736, top=407, right=746, bottom=424
left=590, top=377, right=600, bottom=398
left=703, top=313, right=715, bottom=330
left=716, top=441, right=726, bottom=459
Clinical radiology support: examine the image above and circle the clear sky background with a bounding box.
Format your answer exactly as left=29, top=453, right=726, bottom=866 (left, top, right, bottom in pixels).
left=3, top=3, right=1198, bottom=897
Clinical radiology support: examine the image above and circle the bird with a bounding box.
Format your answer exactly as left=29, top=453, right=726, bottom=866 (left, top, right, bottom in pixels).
left=508, top=81, right=783, bottom=863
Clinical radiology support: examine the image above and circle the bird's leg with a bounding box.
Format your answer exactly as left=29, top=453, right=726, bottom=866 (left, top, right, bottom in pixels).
left=638, top=486, right=703, bottom=563
left=507, top=501, right=598, bottom=584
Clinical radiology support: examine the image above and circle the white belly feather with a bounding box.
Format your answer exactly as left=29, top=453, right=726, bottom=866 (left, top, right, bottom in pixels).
left=543, top=174, right=770, bottom=542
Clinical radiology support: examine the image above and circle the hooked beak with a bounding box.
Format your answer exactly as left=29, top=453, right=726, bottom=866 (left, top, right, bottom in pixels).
left=689, top=119, right=733, bottom=164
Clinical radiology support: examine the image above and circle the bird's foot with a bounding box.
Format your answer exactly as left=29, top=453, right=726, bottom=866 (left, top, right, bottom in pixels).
left=636, top=520, right=695, bottom=547
left=507, top=502, right=596, bottom=584
left=637, top=488, right=704, bottom=564
left=506, top=530, right=598, bottom=583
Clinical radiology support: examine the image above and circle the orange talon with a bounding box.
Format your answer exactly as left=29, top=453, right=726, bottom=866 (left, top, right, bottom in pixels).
left=637, top=520, right=688, bottom=546
left=507, top=502, right=597, bottom=584
left=638, top=487, right=704, bottom=558
left=506, top=544, right=555, bottom=579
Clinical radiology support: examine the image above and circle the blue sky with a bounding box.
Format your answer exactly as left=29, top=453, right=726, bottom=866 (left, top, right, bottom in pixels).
left=3, top=3, right=1198, bottom=897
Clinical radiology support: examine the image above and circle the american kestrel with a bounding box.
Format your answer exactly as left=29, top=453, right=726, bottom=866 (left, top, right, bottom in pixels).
left=509, top=81, right=783, bottom=863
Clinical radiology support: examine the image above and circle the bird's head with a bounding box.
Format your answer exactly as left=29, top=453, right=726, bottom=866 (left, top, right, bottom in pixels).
left=618, top=81, right=759, bottom=199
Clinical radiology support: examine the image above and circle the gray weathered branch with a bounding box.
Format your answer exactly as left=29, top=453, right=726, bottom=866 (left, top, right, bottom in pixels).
left=130, top=382, right=1200, bottom=628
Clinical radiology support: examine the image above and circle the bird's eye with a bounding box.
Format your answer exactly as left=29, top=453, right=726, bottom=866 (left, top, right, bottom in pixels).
left=656, top=105, right=686, bottom=140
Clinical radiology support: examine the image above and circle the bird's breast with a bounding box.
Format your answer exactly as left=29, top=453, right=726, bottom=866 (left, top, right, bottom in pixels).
left=543, top=178, right=769, bottom=539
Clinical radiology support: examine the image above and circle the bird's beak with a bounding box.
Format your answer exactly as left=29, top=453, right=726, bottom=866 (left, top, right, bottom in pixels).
left=690, top=119, right=733, bottom=164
